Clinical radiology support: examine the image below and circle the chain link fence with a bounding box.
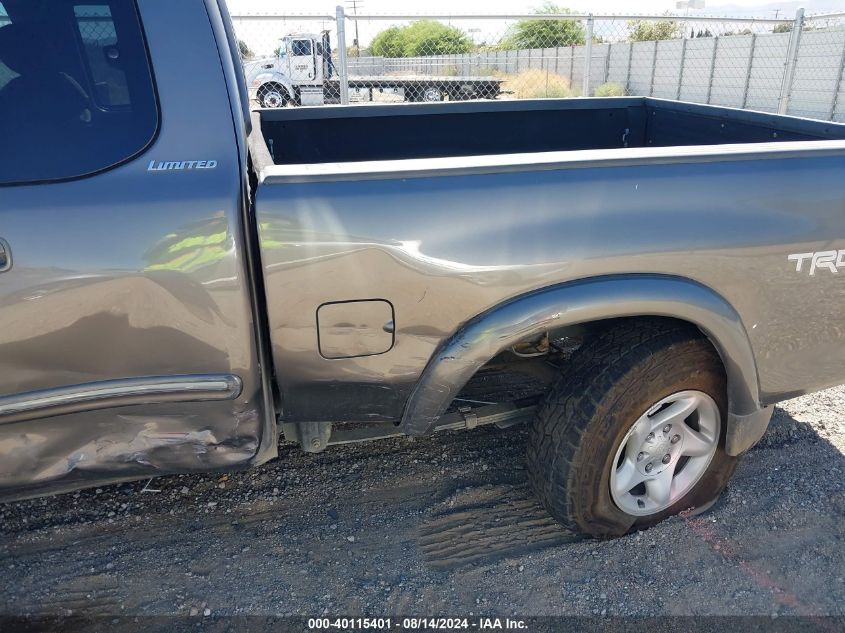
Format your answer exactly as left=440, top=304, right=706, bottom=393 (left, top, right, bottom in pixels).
left=232, top=9, right=845, bottom=121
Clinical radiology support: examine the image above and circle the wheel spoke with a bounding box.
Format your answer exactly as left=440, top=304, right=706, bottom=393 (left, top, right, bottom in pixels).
left=680, top=424, right=716, bottom=457
left=613, top=457, right=645, bottom=494
left=644, top=468, right=674, bottom=506
left=648, top=394, right=699, bottom=430
left=624, top=419, right=651, bottom=461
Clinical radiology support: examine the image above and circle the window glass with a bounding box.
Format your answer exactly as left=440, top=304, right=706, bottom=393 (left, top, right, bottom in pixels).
left=0, top=0, right=158, bottom=185
left=0, top=2, right=14, bottom=91
left=291, top=39, right=312, bottom=57
left=75, top=5, right=129, bottom=106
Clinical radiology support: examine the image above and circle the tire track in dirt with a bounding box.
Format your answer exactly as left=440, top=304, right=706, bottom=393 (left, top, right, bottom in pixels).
left=419, top=483, right=579, bottom=569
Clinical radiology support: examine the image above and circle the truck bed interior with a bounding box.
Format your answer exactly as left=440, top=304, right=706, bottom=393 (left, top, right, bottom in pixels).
left=255, top=97, right=845, bottom=167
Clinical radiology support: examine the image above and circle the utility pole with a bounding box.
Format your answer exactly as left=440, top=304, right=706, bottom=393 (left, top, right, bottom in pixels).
left=345, top=0, right=363, bottom=57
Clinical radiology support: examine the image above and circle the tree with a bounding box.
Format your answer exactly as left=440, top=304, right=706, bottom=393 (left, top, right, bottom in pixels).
left=628, top=19, right=682, bottom=42
left=773, top=23, right=793, bottom=33
left=370, top=26, right=404, bottom=57
left=370, top=20, right=472, bottom=58
left=501, top=3, right=585, bottom=49
left=238, top=39, right=254, bottom=59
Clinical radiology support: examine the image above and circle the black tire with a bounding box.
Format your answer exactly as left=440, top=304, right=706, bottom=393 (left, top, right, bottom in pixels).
left=527, top=320, right=739, bottom=537
left=257, top=83, right=288, bottom=108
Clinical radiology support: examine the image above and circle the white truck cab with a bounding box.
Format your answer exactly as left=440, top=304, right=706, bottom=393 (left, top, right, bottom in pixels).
left=246, top=31, right=334, bottom=107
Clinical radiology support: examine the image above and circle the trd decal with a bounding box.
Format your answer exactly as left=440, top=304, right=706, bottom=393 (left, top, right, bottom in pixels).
left=788, top=250, right=845, bottom=275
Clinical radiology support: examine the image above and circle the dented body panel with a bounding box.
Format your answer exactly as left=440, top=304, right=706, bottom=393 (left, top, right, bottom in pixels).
left=0, top=0, right=275, bottom=500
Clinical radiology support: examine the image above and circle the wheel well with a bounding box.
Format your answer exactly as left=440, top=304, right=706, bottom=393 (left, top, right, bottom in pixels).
left=449, top=316, right=724, bottom=413
left=401, top=275, right=762, bottom=438
left=550, top=316, right=713, bottom=350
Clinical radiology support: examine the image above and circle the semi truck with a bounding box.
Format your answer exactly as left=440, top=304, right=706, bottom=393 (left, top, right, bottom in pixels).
left=2, top=0, right=845, bottom=538
left=244, top=30, right=504, bottom=106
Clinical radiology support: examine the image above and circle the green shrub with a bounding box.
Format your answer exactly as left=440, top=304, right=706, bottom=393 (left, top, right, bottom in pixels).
left=594, top=82, right=626, bottom=97
left=502, top=69, right=573, bottom=99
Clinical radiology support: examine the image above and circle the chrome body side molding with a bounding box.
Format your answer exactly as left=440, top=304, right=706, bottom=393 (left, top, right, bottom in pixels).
left=0, top=374, right=243, bottom=423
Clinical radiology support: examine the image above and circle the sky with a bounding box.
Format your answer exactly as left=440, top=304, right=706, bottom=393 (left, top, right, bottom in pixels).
left=226, top=0, right=840, bottom=55
left=227, top=0, right=818, bottom=16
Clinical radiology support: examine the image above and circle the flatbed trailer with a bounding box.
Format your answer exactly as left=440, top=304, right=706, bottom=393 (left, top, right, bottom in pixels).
left=323, top=76, right=504, bottom=103
left=252, top=75, right=505, bottom=107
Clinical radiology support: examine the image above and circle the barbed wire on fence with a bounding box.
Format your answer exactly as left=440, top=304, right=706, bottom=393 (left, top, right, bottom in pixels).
left=231, top=10, right=845, bottom=122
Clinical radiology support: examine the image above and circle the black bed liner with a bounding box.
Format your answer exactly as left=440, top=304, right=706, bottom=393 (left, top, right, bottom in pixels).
left=256, top=97, right=845, bottom=166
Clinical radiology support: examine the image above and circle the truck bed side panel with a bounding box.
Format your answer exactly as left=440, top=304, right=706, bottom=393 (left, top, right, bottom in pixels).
left=256, top=152, right=845, bottom=422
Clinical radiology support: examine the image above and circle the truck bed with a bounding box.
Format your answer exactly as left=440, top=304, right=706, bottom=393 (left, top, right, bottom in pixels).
left=255, top=97, right=845, bottom=166
left=250, top=96, right=845, bottom=428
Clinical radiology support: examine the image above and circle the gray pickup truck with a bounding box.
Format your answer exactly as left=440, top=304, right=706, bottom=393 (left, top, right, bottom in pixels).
left=2, top=0, right=845, bottom=537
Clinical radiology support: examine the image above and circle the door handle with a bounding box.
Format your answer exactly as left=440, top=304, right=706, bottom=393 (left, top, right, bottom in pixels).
left=0, top=238, right=11, bottom=272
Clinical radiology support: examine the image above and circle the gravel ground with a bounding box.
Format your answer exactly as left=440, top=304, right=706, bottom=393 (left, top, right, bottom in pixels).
left=0, top=386, right=843, bottom=618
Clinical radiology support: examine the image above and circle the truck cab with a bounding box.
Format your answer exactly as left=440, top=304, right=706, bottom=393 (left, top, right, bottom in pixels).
left=247, top=30, right=334, bottom=107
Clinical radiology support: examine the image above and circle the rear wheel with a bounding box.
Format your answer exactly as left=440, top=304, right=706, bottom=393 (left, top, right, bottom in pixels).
left=527, top=321, right=739, bottom=537
left=422, top=87, right=445, bottom=102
